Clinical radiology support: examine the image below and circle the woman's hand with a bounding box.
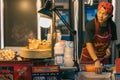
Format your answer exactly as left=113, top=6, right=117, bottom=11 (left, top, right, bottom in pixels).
left=98, top=48, right=111, bottom=61
left=94, top=60, right=103, bottom=74
left=104, top=48, right=111, bottom=58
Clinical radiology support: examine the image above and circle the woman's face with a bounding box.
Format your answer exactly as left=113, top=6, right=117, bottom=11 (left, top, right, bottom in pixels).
left=97, top=7, right=110, bottom=23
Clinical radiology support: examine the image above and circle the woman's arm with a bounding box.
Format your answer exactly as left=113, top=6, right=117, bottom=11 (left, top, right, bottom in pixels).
left=86, top=42, right=98, bottom=61
left=86, top=42, right=102, bottom=74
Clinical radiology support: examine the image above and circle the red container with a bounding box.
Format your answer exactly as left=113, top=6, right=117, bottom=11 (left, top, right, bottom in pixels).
left=115, top=58, right=120, bottom=72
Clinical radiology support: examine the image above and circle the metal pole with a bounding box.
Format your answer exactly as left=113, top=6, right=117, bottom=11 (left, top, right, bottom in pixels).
left=78, top=0, right=83, bottom=58
left=51, top=0, right=56, bottom=58
left=0, top=0, right=4, bottom=49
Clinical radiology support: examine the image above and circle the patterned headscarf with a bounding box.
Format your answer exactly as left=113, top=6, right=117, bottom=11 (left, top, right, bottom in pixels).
left=98, top=1, right=113, bottom=15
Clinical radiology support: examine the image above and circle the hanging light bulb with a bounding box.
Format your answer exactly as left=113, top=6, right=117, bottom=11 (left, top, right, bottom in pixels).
left=39, top=17, right=52, bottom=28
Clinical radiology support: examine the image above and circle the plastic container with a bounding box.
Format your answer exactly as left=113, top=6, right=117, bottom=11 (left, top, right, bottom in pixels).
left=115, top=58, right=120, bottom=72
left=85, top=64, right=95, bottom=72
left=64, top=57, right=74, bottom=67
left=64, top=48, right=73, bottom=57
left=54, top=42, right=64, bottom=66
left=64, top=48, right=74, bottom=67
left=65, top=41, right=73, bottom=48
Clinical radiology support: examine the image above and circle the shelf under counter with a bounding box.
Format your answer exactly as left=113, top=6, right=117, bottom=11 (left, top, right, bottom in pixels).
left=0, top=60, right=31, bottom=64
left=78, top=72, right=112, bottom=80
left=60, top=66, right=78, bottom=71
left=59, top=66, right=78, bottom=80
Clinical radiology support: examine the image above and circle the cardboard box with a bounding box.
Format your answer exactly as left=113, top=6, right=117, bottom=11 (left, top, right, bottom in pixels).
left=14, top=64, right=31, bottom=80
left=0, top=61, right=32, bottom=80
left=32, top=65, right=60, bottom=80
left=0, top=66, right=14, bottom=80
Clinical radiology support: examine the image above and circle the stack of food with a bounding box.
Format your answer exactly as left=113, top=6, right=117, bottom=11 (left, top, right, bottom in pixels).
left=28, top=39, right=51, bottom=50
left=20, top=39, right=52, bottom=58
left=0, top=49, right=15, bottom=61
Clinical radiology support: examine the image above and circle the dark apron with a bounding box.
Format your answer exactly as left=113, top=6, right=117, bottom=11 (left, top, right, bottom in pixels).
left=80, top=18, right=111, bottom=64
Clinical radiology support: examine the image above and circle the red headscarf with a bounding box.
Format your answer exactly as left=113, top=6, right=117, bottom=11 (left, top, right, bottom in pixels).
left=98, top=1, right=113, bottom=15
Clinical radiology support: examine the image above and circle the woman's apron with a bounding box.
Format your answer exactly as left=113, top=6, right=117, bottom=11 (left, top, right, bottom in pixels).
left=80, top=18, right=111, bottom=64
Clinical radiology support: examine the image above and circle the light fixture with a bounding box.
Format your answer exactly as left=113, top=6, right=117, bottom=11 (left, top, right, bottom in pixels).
left=38, top=0, right=79, bottom=70
left=39, top=17, right=52, bottom=28
left=39, top=0, right=52, bottom=17
left=38, top=0, right=76, bottom=35
left=38, top=0, right=52, bottom=28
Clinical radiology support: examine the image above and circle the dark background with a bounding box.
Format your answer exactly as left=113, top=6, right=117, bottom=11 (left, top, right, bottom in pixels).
left=4, top=0, right=37, bottom=46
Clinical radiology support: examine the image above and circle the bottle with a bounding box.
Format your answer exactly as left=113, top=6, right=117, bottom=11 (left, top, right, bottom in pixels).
left=56, top=29, right=61, bottom=42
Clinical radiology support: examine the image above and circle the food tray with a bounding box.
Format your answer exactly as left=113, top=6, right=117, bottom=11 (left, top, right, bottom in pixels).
left=20, top=47, right=52, bottom=59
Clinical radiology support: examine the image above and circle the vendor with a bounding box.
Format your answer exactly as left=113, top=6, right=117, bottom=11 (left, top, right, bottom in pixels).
left=79, top=1, right=117, bottom=73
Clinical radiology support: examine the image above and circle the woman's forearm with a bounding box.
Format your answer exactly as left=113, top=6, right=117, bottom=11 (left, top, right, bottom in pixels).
left=86, top=43, right=98, bottom=61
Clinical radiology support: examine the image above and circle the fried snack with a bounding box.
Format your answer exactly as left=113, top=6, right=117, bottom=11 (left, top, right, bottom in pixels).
left=28, top=39, right=51, bottom=50
left=0, top=49, right=15, bottom=61
left=28, top=38, right=40, bottom=49
left=21, top=39, right=52, bottom=58
left=38, top=40, right=51, bottom=49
